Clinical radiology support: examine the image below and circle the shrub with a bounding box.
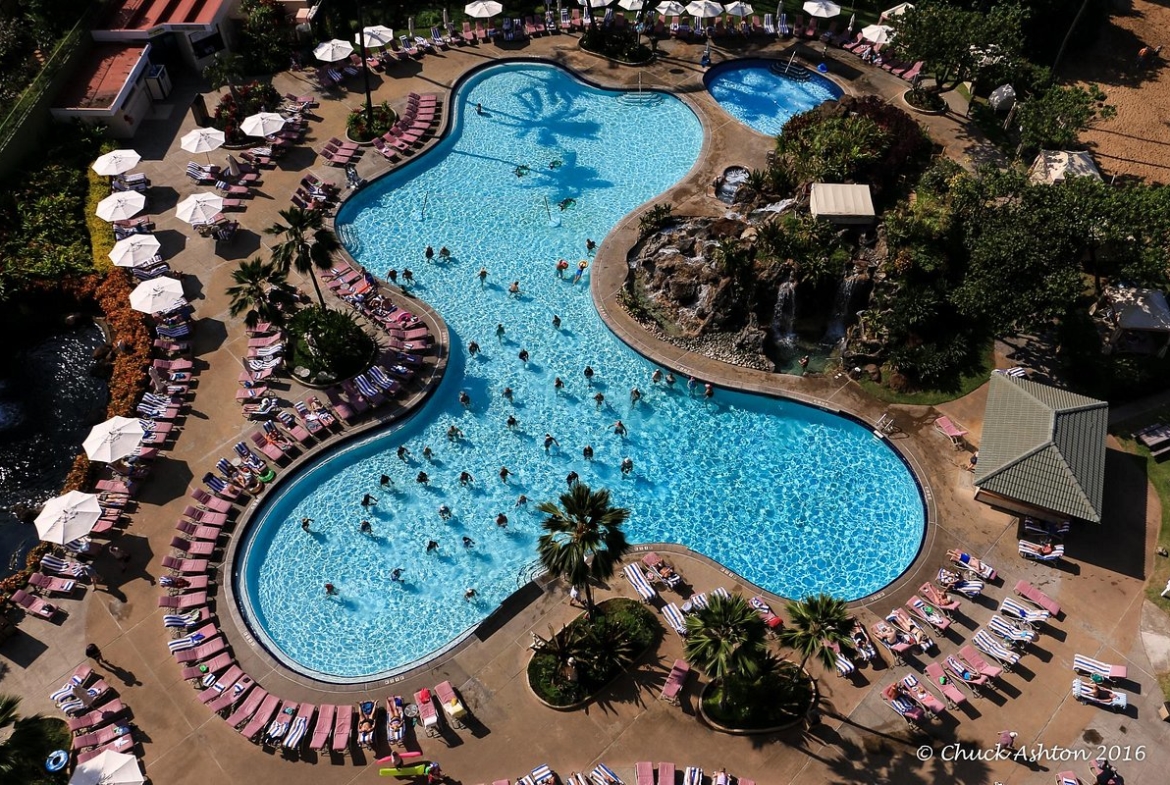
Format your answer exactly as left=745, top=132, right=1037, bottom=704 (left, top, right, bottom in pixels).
left=580, top=23, right=651, bottom=62
left=638, top=203, right=674, bottom=238
left=702, top=661, right=813, bottom=729
left=212, top=80, right=282, bottom=144
left=287, top=306, right=376, bottom=383
left=85, top=144, right=116, bottom=275
left=346, top=102, right=397, bottom=143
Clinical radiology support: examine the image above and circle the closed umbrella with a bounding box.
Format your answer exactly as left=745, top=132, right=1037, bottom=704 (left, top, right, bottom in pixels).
left=657, top=0, right=685, bottom=14
left=989, top=84, right=1016, bottom=112
left=95, top=191, right=146, bottom=222
left=464, top=1, right=503, bottom=17
left=847, top=12, right=854, bottom=31
left=240, top=112, right=286, bottom=138
left=357, top=25, right=395, bottom=48
left=91, top=149, right=141, bottom=177
left=314, top=39, right=355, bottom=63
left=802, top=0, right=839, bottom=18
left=724, top=1, right=753, bottom=17
left=69, top=751, right=145, bottom=785
left=83, top=416, right=146, bottom=462
left=35, top=491, right=103, bottom=544
left=861, top=24, right=893, bottom=44
left=108, top=234, right=161, bottom=267
left=129, top=277, right=185, bottom=314
left=175, top=193, right=225, bottom=225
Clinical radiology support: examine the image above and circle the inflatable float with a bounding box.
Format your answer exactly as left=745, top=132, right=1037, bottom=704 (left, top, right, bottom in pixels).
left=379, top=763, right=429, bottom=777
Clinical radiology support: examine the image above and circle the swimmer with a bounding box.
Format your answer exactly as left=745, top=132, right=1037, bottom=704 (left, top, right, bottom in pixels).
left=380, top=474, right=392, bottom=487
left=594, top=392, right=605, bottom=409
left=552, top=314, right=561, bottom=329
left=361, top=493, right=376, bottom=507
left=583, top=445, right=594, bottom=460
left=465, top=588, right=477, bottom=600
left=558, top=197, right=575, bottom=211
left=468, top=341, right=480, bottom=356
left=585, top=238, right=596, bottom=255
left=426, top=540, right=439, bottom=553
left=573, top=260, right=587, bottom=284
left=425, top=245, right=434, bottom=261
left=499, top=466, right=511, bottom=483
left=423, top=446, right=434, bottom=462
left=613, top=420, right=627, bottom=437
left=463, top=536, right=475, bottom=548
left=476, top=102, right=483, bottom=115
left=544, top=433, right=559, bottom=451
left=584, top=366, right=595, bottom=385
left=447, top=425, right=463, bottom=442
left=439, top=504, right=452, bottom=520
left=665, top=373, right=676, bottom=387
left=566, top=471, right=579, bottom=487
left=518, top=349, right=530, bottom=363
left=459, top=471, right=474, bottom=486
left=652, top=369, right=663, bottom=384
left=359, top=520, right=372, bottom=533
left=402, top=268, right=414, bottom=284
left=502, top=386, right=513, bottom=401
left=506, top=414, right=518, bottom=429
left=515, top=494, right=528, bottom=507
left=495, top=323, right=505, bottom=341
left=508, top=280, right=521, bottom=297
left=556, top=259, right=569, bottom=278
left=630, top=387, right=642, bottom=405
left=390, top=568, right=404, bottom=582
left=301, top=517, right=312, bottom=532
left=325, top=583, right=337, bottom=595
left=439, top=246, right=451, bottom=259
left=554, top=376, right=565, bottom=393
left=478, top=267, right=488, bottom=286
left=496, top=513, right=508, bottom=528
left=621, top=457, right=634, bottom=475
left=416, top=471, right=430, bottom=484
left=687, top=376, right=697, bottom=393
left=704, top=382, right=713, bottom=399
left=388, top=269, right=398, bottom=284
left=459, top=390, right=471, bottom=407
left=397, top=445, right=411, bottom=462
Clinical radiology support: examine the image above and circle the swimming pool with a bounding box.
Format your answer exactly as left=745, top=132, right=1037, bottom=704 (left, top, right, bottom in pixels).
left=237, top=62, right=924, bottom=681
left=705, top=58, right=843, bottom=136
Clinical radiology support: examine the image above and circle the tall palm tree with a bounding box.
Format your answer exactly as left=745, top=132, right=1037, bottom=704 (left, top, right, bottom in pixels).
left=778, top=593, right=856, bottom=679
left=0, top=694, right=60, bottom=781
left=202, top=51, right=244, bottom=100
left=536, top=483, right=631, bottom=618
left=226, top=257, right=297, bottom=329
left=265, top=207, right=341, bottom=306
left=683, top=592, right=770, bottom=710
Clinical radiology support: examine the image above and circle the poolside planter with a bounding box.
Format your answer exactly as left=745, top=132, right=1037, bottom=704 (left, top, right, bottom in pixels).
left=696, top=663, right=817, bottom=735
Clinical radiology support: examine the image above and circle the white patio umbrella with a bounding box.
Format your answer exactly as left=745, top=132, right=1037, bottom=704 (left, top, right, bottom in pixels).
left=83, top=416, right=146, bottom=463
left=34, top=491, right=103, bottom=544
left=464, top=0, right=504, bottom=17
left=657, top=0, right=685, bottom=14
left=108, top=234, right=161, bottom=267
left=129, top=277, right=185, bottom=314
left=180, top=127, right=225, bottom=155
left=240, top=112, right=286, bottom=138
left=880, top=2, right=913, bottom=21
left=861, top=23, right=893, bottom=44
left=175, top=193, right=225, bottom=225
left=69, top=750, right=145, bottom=785
left=95, top=191, right=146, bottom=222
left=724, top=1, right=753, bottom=17
left=91, top=149, right=141, bottom=177
left=356, top=25, right=395, bottom=48
left=582, top=0, right=610, bottom=8
left=619, top=0, right=645, bottom=9
left=802, top=0, right=840, bottom=18
left=685, top=0, right=724, bottom=21
left=314, top=38, right=355, bottom=63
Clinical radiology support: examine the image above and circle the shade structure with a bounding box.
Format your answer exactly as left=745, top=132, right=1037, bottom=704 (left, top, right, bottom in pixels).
left=880, top=2, right=914, bottom=20
left=130, top=277, right=185, bottom=314
left=83, top=416, right=146, bottom=463
left=180, top=127, right=226, bottom=155
left=314, top=38, right=354, bottom=62
left=70, top=751, right=145, bottom=785
left=356, top=25, right=395, bottom=47
left=685, top=0, right=724, bottom=19
left=724, top=1, right=753, bottom=16
left=35, top=491, right=102, bottom=544
left=657, top=0, right=685, bottom=14
left=240, top=112, right=286, bottom=138
left=861, top=23, right=894, bottom=44
left=465, top=0, right=504, bottom=16
left=989, top=83, right=1017, bottom=112
left=95, top=191, right=146, bottom=222
left=109, top=234, right=162, bottom=267
left=175, top=193, right=225, bottom=225
left=91, top=149, right=141, bottom=176
left=619, top=0, right=645, bottom=8
left=802, top=0, right=840, bottom=18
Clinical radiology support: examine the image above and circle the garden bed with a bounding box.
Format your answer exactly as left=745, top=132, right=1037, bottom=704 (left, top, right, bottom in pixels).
left=698, top=660, right=815, bottom=732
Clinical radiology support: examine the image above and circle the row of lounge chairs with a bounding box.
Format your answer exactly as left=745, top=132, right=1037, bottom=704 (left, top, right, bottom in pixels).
left=371, top=93, right=440, bottom=164
left=838, top=32, right=925, bottom=81
left=48, top=664, right=141, bottom=766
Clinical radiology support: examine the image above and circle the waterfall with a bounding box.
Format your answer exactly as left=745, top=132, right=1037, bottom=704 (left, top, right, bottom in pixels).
left=769, top=276, right=797, bottom=346
left=823, top=273, right=861, bottom=345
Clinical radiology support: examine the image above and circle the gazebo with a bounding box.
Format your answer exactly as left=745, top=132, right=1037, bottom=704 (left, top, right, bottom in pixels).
left=973, top=375, right=1108, bottom=524
left=1028, top=150, right=1102, bottom=185
left=809, top=183, right=875, bottom=225
left=1099, top=286, right=1170, bottom=358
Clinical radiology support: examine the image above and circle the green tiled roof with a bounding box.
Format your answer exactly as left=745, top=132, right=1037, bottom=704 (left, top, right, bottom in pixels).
left=973, top=375, right=1108, bottom=522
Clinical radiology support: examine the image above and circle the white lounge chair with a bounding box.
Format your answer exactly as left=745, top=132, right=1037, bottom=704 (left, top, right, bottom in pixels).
left=1018, top=539, right=1064, bottom=562
left=662, top=602, right=687, bottom=636
left=973, top=630, right=1020, bottom=670
left=1000, top=596, right=1050, bottom=626
left=623, top=562, right=656, bottom=602
left=763, top=12, right=775, bottom=35
left=1072, top=654, right=1127, bottom=682
left=1072, top=678, right=1127, bottom=710
left=987, top=615, right=1036, bottom=646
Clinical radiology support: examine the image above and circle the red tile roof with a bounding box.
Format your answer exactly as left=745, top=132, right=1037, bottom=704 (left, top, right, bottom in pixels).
left=103, top=0, right=224, bottom=31
left=56, top=44, right=148, bottom=110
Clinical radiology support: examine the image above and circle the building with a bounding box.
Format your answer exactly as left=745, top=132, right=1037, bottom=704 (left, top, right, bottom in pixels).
left=50, top=44, right=157, bottom=139
left=809, top=183, right=875, bottom=225
left=93, top=0, right=237, bottom=72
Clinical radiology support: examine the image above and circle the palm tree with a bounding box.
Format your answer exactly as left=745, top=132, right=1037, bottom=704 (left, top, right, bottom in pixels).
left=266, top=207, right=341, bottom=307
left=203, top=51, right=244, bottom=100
left=0, top=694, right=61, bottom=781
left=226, top=257, right=297, bottom=329
left=778, top=593, right=856, bottom=679
left=536, top=483, right=631, bottom=618
left=683, top=592, right=770, bottom=710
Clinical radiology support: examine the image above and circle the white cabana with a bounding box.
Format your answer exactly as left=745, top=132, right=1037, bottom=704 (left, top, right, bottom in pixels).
left=1101, top=287, right=1170, bottom=358
left=879, top=2, right=913, bottom=22
left=1028, top=150, right=1102, bottom=186
left=809, top=183, right=875, bottom=224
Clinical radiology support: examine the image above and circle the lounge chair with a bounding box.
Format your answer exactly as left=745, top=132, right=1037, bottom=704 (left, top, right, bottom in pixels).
left=356, top=700, right=376, bottom=748
left=1072, top=654, right=1127, bottom=682
left=642, top=551, right=682, bottom=589
left=660, top=659, right=690, bottom=704
left=750, top=596, right=784, bottom=631
left=763, top=12, right=775, bottom=35
left=75, top=734, right=134, bottom=763
left=881, top=683, right=925, bottom=726
left=887, top=608, right=934, bottom=653
left=830, top=641, right=855, bottom=677
left=262, top=700, right=297, bottom=747
left=49, top=665, right=93, bottom=700
left=198, top=665, right=242, bottom=703
left=68, top=700, right=127, bottom=733
left=73, top=723, right=132, bottom=752
left=434, top=681, right=468, bottom=728
left=190, top=488, right=235, bottom=513
left=1071, top=679, right=1127, bottom=710
left=176, top=520, right=222, bottom=542
left=947, top=550, right=996, bottom=581
left=924, top=661, right=966, bottom=708
left=208, top=674, right=255, bottom=714
left=850, top=622, right=877, bottom=661
left=40, top=554, right=90, bottom=578
left=385, top=695, right=406, bottom=745
left=937, top=568, right=983, bottom=598
left=918, top=582, right=961, bottom=614
left=901, top=674, right=945, bottom=717
left=933, top=415, right=967, bottom=448
left=169, top=622, right=217, bottom=653
left=174, top=636, right=227, bottom=665
left=944, top=653, right=989, bottom=697
left=310, top=703, right=335, bottom=751
left=1000, top=596, right=1050, bottom=626
left=1056, top=772, right=1081, bottom=785
left=532, top=765, right=556, bottom=785
left=157, top=591, right=208, bottom=609
left=958, top=644, right=1003, bottom=680
left=871, top=620, right=913, bottom=664
left=332, top=703, right=354, bottom=754
left=972, top=630, right=1020, bottom=671
left=591, top=763, right=623, bottom=785
left=286, top=706, right=316, bottom=751
left=907, top=597, right=951, bottom=632
left=171, top=535, right=216, bottom=558
left=240, top=693, right=282, bottom=740
left=987, top=615, right=1036, bottom=646
left=1023, top=517, right=1070, bottom=540
left=414, top=689, right=440, bottom=737
left=662, top=602, right=687, bottom=636
left=623, top=562, right=656, bottom=602
left=1019, top=539, right=1064, bottom=562
left=900, top=60, right=925, bottom=82
left=180, top=651, right=231, bottom=680
left=165, top=608, right=210, bottom=629
left=203, top=473, right=244, bottom=502
left=11, top=589, right=57, bottom=620
left=28, top=572, right=76, bottom=595
left=636, top=762, right=654, bottom=785
left=57, top=680, right=112, bottom=715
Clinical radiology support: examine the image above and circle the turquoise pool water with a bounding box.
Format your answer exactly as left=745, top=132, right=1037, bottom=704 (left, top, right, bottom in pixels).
left=705, top=59, right=843, bottom=136
left=237, top=63, right=924, bottom=681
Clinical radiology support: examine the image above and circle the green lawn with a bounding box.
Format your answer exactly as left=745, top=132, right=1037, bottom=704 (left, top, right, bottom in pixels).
left=856, top=343, right=995, bottom=406
left=1113, top=414, right=1170, bottom=613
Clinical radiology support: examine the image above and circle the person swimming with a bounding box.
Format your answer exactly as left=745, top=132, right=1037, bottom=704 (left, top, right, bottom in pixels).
left=621, top=457, right=634, bottom=475
left=439, top=504, right=452, bottom=520
left=583, top=444, right=594, bottom=460
left=495, top=323, right=505, bottom=341
left=459, top=390, right=471, bottom=407
left=594, top=392, right=605, bottom=409
left=556, top=259, right=569, bottom=278
left=447, top=425, right=463, bottom=442
left=499, top=466, right=511, bottom=483
left=552, top=314, right=561, bottom=329
left=558, top=197, right=575, bottom=211
left=506, top=414, right=518, bottom=429
left=426, top=540, right=439, bottom=553
left=573, top=259, right=588, bottom=284
left=665, top=373, right=676, bottom=387
left=554, top=376, right=565, bottom=392
left=502, top=386, right=513, bottom=401
left=397, top=446, right=411, bottom=461
left=423, top=446, right=434, bottom=462
left=416, top=471, right=430, bottom=484
left=630, top=387, right=642, bottom=404
left=544, top=433, right=559, bottom=451
left=459, top=471, right=474, bottom=486
left=496, top=513, right=508, bottom=527
left=361, top=493, right=376, bottom=507
left=462, top=536, right=475, bottom=548
left=465, top=587, right=478, bottom=600
left=515, top=494, right=528, bottom=507
left=359, top=520, right=372, bottom=533
left=518, top=348, right=529, bottom=363
left=380, top=474, right=392, bottom=487
left=390, top=568, right=404, bottom=582
left=467, top=341, right=480, bottom=356
left=301, top=517, right=312, bottom=532
left=584, top=366, right=595, bottom=385
left=613, top=420, right=627, bottom=437
left=566, top=471, right=579, bottom=487
left=652, top=369, right=663, bottom=384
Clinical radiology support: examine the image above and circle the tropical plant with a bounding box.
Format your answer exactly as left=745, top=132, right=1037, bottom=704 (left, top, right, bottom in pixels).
left=777, top=593, right=855, bottom=678
left=226, top=257, right=298, bottom=329
left=683, top=592, right=771, bottom=710
left=266, top=207, right=341, bottom=306
left=536, top=483, right=631, bottom=618
left=638, top=203, right=674, bottom=239
left=202, top=51, right=244, bottom=100
left=0, top=694, right=64, bottom=782
left=287, top=305, right=374, bottom=381
left=890, top=2, right=1027, bottom=92
left=1016, top=83, right=1116, bottom=156
left=346, top=101, right=397, bottom=142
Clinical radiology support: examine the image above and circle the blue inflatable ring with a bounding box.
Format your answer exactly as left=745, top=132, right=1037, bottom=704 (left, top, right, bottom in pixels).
left=46, top=750, right=69, bottom=772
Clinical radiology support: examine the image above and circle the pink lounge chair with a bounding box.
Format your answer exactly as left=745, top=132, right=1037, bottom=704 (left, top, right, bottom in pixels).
left=171, top=536, right=216, bottom=557
left=181, top=652, right=232, bottom=681
left=206, top=673, right=253, bottom=712
left=311, top=703, right=336, bottom=751
left=959, top=644, right=1003, bottom=680
left=924, top=661, right=967, bottom=709
left=182, top=505, right=228, bottom=525
left=158, top=592, right=208, bottom=609
left=636, top=762, right=654, bottom=785
left=240, top=693, right=281, bottom=740
left=332, top=703, right=354, bottom=754
left=198, top=665, right=242, bottom=701
left=933, top=415, right=967, bottom=448
left=73, top=722, right=133, bottom=751
left=75, top=734, right=133, bottom=763
left=250, top=431, right=287, bottom=462
left=174, top=637, right=226, bottom=665
left=68, top=700, right=127, bottom=733
left=901, top=674, right=946, bottom=717
left=11, top=589, right=57, bottom=619
left=1015, top=580, right=1061, bottom=616
left=160, top=555, right=209, bottom=574
left=283, top=702, right=315, bottom=751
left=176, top=520, right=221, bottom=542
left=189, top=488, right=235, bottom=513
left=901, top=60, right=925, bottom=82
left=414, top=689, right=440, bottom=737
left=658, top=763, right=676, bottom=785
left=919, top=582, right=961, bottom=613
left=660, top=659, right=690, bottom=704
left=27, top=572, right=76, bottom=595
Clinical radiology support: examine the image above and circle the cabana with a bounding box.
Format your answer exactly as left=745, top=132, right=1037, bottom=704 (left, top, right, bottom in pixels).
left=809, top=183, right=875, bottom=225
left=1098, top=287, right=1170, bottom=358
left=1028, top=150, right=1102, bottom=186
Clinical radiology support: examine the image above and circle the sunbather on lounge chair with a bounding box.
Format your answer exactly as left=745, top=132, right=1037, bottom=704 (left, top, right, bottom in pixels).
left=947, top=549, right=996, bottom=580
left=356, top=700, right=376, bottom=749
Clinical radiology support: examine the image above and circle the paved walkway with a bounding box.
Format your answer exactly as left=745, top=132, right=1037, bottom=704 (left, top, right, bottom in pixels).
left=2, top=30, right=1168, bottom=785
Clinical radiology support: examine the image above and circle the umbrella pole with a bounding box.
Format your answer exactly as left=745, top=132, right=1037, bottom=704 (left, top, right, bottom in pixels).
left=357, top=0, right=375, bottom=124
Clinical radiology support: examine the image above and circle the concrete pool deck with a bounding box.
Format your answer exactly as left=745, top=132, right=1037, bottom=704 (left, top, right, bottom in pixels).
left=2, top=28, right=1168, bottom=785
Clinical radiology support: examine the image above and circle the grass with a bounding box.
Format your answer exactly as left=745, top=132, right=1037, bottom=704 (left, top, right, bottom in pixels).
left=1112, top=410, right=1170, bottom=614
left=856, top=342, right=995, bottom=406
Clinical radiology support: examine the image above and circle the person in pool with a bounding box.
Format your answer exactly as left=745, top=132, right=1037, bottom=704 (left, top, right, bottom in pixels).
left=416, top=471, right=430, bottom=485
left=462, top=536, right=475, bottom=548
left=556, top=259, right=569, bottom=278
left=573, top=260, right=588, bottom=284
left=554, top=377, right=565, bottom=393
left=566, top=471, right=579, bottom=487
left=543, top=433, right=559, bottom=451
left=499, top=466, right=511, bottom=483
left=397, top=446, right=411, bottom=462
left=621, top=457, right=634, bottom=475
left=506, top=414, right=518, bottom=429
left=496, top=513, right=508, bottom=528
left=390, top=568, right=404, bottom=582
left=467, top=341, right=480, bottom=356
left=583, top=445, right=594, bottom=461
left=516, top=494, right=528, bottom=507
left=459, top=471, right=474, bottom=486
left=478, top=267, right=488, bottom=286
left=426, top=540, right=439, bottom=553
left=613, top=420, right=628, bottom=437
left=439, top=504, right=452, bottom=520
left=584, top=366, right=595, bottom=385
left=552, top=314, right=561, bottom=329
left=359, top=520, right=372, bottom=534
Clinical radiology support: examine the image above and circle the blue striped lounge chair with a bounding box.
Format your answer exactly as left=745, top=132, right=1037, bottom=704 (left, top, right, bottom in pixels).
left=532, top=764, right=556, bottom=784
left=1018, top=539, right=1064, bottom=562
left=662, top=603, right=687, bottom=636
left=1072, top=654, right=1126, bottom=681
left=684, top=768, right=703, bottom=785
left=590, top=763, right=622, bottom=785
left=973, top=630, right=1020, bottom=670
left=1072, top=678, right=1127, bottom=710
left=623, top=562, right=656, bottom=602
left=987, top=615, right=1036, bottom=646
left=1000, top=597, right=1050, bottom=626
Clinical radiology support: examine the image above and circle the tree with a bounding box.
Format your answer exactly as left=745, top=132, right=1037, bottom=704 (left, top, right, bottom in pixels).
left=265, top=207, right=341, bottom=307
left=0, top=694, right=61, bottom=782
left=202, top=51, right=244, bottom=100
left=1016, top=83, right=1116, bottom=156
left=683, top=592, right=771, bottom=710
left=226, top=257, right=298, bottom=329
left=536, top=483, right=631, bottom=618
left=777, top=594, right=855, bottom=678
left=891, top=2, right=1026, bottom=92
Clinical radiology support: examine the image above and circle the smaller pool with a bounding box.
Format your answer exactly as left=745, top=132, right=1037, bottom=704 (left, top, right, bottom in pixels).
left=706, top=58, right=843, bottom=137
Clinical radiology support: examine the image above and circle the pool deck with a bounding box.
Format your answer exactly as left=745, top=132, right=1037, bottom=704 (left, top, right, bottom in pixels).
left=2, top=29, right=1168, bottom=785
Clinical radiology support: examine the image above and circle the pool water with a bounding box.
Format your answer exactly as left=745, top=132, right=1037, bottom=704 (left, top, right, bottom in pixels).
left=238, top=63, right=924, bottom=681
left=705, top=59, right=843, bottom=136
